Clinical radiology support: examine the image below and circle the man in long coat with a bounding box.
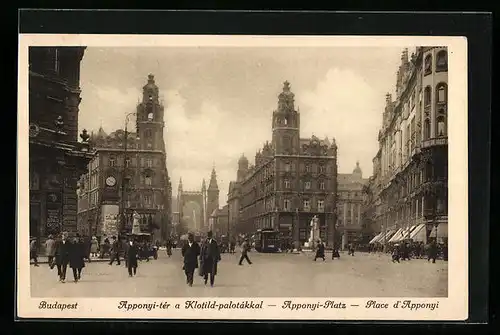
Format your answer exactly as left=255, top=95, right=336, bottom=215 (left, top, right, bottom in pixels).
left=125, top=238, right=139, bottom=277
left=181, top=233, right=200, bottom=287
left=199, top=231, right=221, bottom=287
left=69, top=234, right=86, bottom=282
left=54, top=232, right=72, bottom=283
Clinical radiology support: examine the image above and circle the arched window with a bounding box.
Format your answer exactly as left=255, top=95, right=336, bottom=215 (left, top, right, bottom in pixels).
left=145, top=175, right=152, bottom=186
left=424, top=54, right=432, bottom=75
left=284, top=116, right=289, bottom=126
left=436, top=83, right=448, bottom=104
left=436, top=115, right=446, bottom=137
left=436, top=50, right=448, bottom=72
left=423, top=118, right=431, bottom=140
left=424, top=86, right=432, bottom=106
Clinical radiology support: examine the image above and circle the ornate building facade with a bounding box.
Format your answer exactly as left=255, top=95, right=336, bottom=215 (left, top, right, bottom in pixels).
left=370, top=47, right=448, bottom=246
left=336, top=162, right=369, bottom=249
left=176, top=167, right=220, bottom=233
left=228, top=81, right=338, bottom=246
left=29, top=47, right=93, bottom=242
left=77, top=75, right=172, bottom=240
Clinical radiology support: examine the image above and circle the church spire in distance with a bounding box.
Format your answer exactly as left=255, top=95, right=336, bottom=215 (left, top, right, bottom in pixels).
left=208, top=165, right=218, bottom=190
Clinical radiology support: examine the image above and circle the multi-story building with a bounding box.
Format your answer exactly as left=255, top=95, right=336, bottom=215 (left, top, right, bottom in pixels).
left=336, top=162, right=369, bottom=249
left=228, top=81, right=338, bottom=246
left=77, top=74, right=172, bottom=240
left=208, top=204, right=229, bottom=238
left=29, top=46, right=93, bottom=242
left=370, top=47, right=448, bottom=246
left=176, top=167, right=220, bottom=233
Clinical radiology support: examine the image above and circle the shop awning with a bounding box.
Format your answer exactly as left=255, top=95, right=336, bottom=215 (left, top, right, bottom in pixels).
left=381, top=229, right=396, bottom=242
left=409, top=224, right=426, bottom=242
left=430, top=223, right=448, bottom=239
left=369, top=232, right=384, bottom=244
left=388, top=228, right=404, bottom=243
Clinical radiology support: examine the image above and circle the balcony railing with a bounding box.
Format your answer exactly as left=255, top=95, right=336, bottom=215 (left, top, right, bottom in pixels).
left=421, top=137, right=448, bottom=149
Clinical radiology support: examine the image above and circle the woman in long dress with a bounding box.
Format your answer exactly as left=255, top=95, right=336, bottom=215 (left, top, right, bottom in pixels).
left=90, top=236, right=99, bottom=258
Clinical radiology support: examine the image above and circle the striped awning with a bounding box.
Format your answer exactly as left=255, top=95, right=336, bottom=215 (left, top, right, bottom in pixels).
left=369, top=232, right=384, bottom=244
left=388, top=228, right=404, bottom=243
left=409, top=224, right=426, bottom=241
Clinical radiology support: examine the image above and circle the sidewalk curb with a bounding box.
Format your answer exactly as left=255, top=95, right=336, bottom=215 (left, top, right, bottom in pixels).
left=30, top=258, right=111, bottom=265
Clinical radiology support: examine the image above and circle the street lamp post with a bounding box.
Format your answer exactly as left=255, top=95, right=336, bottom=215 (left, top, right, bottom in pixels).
left=120, top=112, right=137, bottom=235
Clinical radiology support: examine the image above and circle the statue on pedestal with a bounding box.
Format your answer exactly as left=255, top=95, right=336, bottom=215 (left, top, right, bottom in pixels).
left=308, top=215, right=321, bottom=249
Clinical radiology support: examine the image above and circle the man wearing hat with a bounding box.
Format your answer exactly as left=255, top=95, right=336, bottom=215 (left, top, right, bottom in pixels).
left=199, top=231, right=221, bottom=287
left=54, top=232, right=72, bottom=282
left=181, top=233, right=200, bottom=287
left=45, top=234, right=56, bottom=269
left=29, top=237, right=39, bottom=267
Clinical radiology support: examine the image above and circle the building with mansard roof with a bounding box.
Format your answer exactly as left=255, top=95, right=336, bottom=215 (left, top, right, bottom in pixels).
left=76, top=74, right=172, bottom=241
left=228, top=81, right=339, bottom=247
left=368, top=47, right=448, bottom=248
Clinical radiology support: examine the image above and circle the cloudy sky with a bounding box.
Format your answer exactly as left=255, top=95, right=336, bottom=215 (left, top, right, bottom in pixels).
left=78, top=46, right=408, bottom=204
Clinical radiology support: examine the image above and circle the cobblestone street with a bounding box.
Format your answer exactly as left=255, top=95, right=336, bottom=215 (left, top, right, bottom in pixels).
left=30, top=249, right=448, bottom=298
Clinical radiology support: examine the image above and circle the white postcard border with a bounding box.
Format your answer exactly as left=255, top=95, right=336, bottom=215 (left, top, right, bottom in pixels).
left=17, top=34, right=468, bottom=320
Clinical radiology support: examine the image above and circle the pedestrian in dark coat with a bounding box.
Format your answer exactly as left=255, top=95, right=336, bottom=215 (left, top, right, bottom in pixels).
left=427, top=241, right=438, bottom=263
left=314, top=240, right=325, bottom=261
left=54, top=232, right=72, bottom=282
left=108, top=236, right=121, bottom=265
left=69, top=234, right=86, bottom=282
left=332, top=244, right=340, bottom=259
left=181, top=233, right=200, bottom=286
left=199, top=231, right=221, bottom=287
left=126, top=239, right=139, bottom=277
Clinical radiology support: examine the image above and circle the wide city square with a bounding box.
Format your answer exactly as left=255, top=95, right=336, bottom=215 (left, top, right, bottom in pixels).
left=30, top=249, right=448, bottom=298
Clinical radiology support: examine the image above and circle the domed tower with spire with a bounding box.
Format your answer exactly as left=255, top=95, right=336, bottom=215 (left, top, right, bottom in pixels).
left=272, top=81, right=300, bottom=155
left=205, top=165, right=220, bottom=228
left=353, top=161, right=363, bottom=181
left=136, top=74, right=166, bottom=152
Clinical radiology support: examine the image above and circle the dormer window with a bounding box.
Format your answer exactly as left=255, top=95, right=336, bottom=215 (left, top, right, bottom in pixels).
left=436, top=50, right=448, bottom=72
left=424, top=54, right=432, bottom=75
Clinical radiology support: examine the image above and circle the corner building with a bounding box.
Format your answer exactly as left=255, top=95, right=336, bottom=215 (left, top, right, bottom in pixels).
left=29, top=47, right=92, bottom=241
left=228, top=82, right=338, bottom=246
left=371, top=47, right=448, bottom=245
left=77, top=75, right=172, bottom=240
left=336, top=162, right=369, bottom=249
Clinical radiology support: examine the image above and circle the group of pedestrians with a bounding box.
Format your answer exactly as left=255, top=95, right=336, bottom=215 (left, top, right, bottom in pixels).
left=31, top=232, right=87, bottom=283
left=181, top=231, right=253, bottom=287
left=391, top=241, right=442, bottom=264
left=312, top=240, right=341, bottom=261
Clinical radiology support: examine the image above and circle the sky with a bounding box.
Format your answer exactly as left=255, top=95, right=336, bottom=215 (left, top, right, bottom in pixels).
left=78, top=46, right=409, bottom=205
